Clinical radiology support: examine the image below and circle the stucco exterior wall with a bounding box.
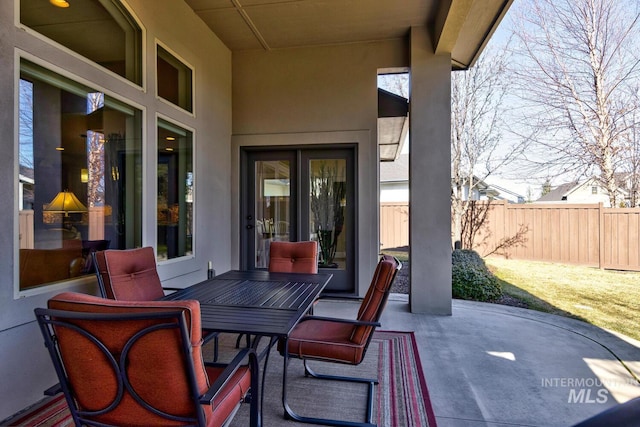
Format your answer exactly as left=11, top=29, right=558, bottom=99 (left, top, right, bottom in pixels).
left=0, top=0, right=231, bottom=418
left=231, top=40, right=408, bottom=296
left=409, top=26, right=452, bottom=315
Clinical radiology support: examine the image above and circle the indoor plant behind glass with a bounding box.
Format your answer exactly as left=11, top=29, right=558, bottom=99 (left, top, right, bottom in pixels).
left=310, top=161, right=345, bottom=268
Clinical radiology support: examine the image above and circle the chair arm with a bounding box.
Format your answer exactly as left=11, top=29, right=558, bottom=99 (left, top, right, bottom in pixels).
left=297, top=315, right=381, bottom=328
left=199, top=347, right=258, bottom=405
left=201, top=329, right=220, bottom=345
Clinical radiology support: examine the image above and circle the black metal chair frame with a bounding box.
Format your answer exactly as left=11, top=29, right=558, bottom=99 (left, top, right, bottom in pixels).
left=572, top=396, right=640, bottom=427
left=35, top=307, right=259, bottom=427
left=92, top=251, right=220, bottom=362
left=280, top=257, right=401, bottom=427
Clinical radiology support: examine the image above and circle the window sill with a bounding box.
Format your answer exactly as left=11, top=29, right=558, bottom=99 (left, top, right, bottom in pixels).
left=16, top=274, right=97, bottom=300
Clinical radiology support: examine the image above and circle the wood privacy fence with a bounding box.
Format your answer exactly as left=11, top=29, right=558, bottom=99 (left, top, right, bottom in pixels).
left=380, top=200, right=640, bottom=272
left=380, top=203, right=409, bottom=249
left=472, top=201, right=640, bottom=271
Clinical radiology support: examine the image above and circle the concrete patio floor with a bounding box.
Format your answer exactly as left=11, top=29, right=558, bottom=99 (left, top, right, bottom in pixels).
left=314, top=295, right=640, bottom=427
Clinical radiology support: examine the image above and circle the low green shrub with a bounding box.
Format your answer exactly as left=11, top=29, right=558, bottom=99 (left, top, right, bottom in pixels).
left=452, top=249, right=485, bottom=267
left=452, top=249, right=502, bottom=302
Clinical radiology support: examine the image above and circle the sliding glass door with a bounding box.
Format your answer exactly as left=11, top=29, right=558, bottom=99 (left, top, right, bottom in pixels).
left=241, top=147, right=355, bottom=293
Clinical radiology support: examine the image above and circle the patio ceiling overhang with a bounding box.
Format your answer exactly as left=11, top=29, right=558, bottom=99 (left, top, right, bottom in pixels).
left=185, top=0, right=513, bottom=160
left=184, top=0, right=514, bottom=69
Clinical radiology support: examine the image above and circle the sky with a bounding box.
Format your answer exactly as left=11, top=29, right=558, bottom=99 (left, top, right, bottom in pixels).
left=480, top=9, right=542, bottom=199
left=458, top=0, right=583, bottom=200
left=475, top=0, right=640, bottom=198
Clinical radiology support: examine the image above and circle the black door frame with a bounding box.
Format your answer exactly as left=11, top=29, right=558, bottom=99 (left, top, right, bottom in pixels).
left=240, top=145, right=357, bottom=294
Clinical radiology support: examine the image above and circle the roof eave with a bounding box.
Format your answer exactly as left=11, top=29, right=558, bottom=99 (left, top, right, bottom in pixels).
left=434, top=0, right=515, bottom=70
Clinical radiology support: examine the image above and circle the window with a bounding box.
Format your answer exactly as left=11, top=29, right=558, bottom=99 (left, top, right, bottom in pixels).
left=18, top=58, right=142, bottom=291
left=20, top=0, right=143, bottom=85
left=157, top=118, right=194, bottom=261
left=157, top=45, right=193, bottom=112
left=592, top=186, right=598, bottom=194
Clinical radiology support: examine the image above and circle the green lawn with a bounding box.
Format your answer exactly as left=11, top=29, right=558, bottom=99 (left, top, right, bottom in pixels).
left=380, top=249, right=409, bottom=263
left=485, top=257, right=640, bottom=342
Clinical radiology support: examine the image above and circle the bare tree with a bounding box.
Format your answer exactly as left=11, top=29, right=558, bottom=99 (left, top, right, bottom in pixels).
left=509, top=0, right=640, bottom=207
left=540, top=178, right=552, bottom=197
left=526, top=186, right=535, bottom=203
left=378, top=73, right=409, bottom=98
left=620, top=95, right=640, bottom=206
left=451, top=48, right=522, bottom=247
left=616, top=84, right=640, bottom=207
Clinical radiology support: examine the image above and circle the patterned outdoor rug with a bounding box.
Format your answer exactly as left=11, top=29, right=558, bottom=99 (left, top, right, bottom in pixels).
left=228, top=330, right=437, bottom=427
left=373, top=330, right=436, bottom=427
left=4, top=330, right=436, bottom=426
left=3, top=394, right=71, bottom=427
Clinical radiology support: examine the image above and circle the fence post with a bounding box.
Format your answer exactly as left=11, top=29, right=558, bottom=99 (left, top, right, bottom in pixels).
left=598, top=202, right=604, bottom=270
left=502, top=200, right=508, bottom=257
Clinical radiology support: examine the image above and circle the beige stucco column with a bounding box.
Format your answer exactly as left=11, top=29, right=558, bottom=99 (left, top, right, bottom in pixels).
left=409, top=26, right=452, bottom=315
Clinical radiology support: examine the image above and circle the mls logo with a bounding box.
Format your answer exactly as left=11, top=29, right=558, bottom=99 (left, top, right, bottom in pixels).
left=568, top=388, right=609, bottom=404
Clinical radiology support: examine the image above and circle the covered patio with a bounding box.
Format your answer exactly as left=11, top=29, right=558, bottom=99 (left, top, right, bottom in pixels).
left=0, top=0, right=563, bottom=422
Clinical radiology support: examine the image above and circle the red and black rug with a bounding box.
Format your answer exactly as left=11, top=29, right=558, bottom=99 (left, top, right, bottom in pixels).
left=5, top=331, right=436, bottom=426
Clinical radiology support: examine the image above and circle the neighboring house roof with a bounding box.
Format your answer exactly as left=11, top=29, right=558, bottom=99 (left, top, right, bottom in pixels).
left=459, top=176, right=497, bottom=197
left=536, top=181, right=579, bottom=202
left=19, top=165, right=34, bottom=182
left=452, top=175, right=525, bottom=203
left=463, top=176, right=501, bottom=199
left=486, top=183, right=525, bottom=203
left=380, top=153, right=408, bottom=183
left=535, top=177, right=629, bottom=205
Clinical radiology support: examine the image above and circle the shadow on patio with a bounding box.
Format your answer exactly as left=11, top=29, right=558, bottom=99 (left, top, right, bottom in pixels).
left=304, top=296, right=640, bottom=427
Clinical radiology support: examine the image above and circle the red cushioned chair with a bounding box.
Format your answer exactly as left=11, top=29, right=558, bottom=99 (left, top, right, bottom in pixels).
left=278, top=254, right=401, bottom=427
left=268, top=241, right=319, bottom=274
left=34, top=292, right=259, bottom=427
left=236, top=241, right=319, bottom=349
left=94, top=247, right=175, bottom=301
left=93, top=247, right=220, bottom=361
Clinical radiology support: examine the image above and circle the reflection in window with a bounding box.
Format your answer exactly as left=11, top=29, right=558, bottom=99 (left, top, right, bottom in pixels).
left=18, top=59, right=142, bottom=291
left=20, top=0, right=142, bottom=85
left=157, top=119, right=194, bottom=261
left=254, top=161, right=291, bottom=268
left=157, top=45, right=193, bottom=112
